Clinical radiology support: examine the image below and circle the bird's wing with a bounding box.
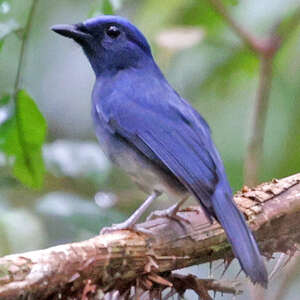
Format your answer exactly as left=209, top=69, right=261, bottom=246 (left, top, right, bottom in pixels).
left=96, top=97, right=219, bottom=217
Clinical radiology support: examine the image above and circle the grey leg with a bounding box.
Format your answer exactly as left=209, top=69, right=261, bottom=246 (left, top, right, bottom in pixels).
left=146, top=196, right=189, bottom=222
left=100, top=191, right=161, bottom=234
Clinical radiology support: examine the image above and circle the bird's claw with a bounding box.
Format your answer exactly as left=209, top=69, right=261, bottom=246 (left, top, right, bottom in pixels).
left=100, top=223, right=155, bottom=237
left=99, top=223, right=131, bottom=235
left=146, top=204, right=191, bottom=225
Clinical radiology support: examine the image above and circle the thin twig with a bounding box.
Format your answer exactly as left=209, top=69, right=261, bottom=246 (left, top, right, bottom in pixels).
left=170, top=273, right=242, bottom=297
left=244, top=56, right=273, bottom=186
left=207, top=0, right=267, bottom=54
left=272, top=254, right=300, bottom=300
left=12, top=0, right=39, bottom=173
left=206, top=0, right=277, bottom=187
left=244, top=7, right=300, bottom=186
left=13, top=0, right=39, bottom=98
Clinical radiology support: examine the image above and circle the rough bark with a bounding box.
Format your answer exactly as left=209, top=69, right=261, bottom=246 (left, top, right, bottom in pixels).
left=0, top=173, right=299, bottom=299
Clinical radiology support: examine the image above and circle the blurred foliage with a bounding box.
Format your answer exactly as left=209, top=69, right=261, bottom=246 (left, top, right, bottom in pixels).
left=0, top=0, right=300, bottom=299
left=43, top=140, right=110, bottom=185
left=2, top=90, right=47, bottom=188
left=36, top=191, right=125, bottom=246
left=0, top=1, right=46, bottom=188
left=89, top=0, right=114, bottom=18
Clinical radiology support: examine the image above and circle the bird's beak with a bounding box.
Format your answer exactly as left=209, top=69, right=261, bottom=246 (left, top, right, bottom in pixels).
left=51, top=23, right=91, bottom=40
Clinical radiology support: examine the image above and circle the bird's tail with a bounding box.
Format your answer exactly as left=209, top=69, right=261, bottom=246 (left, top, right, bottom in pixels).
left=211, top=186, right=268, bottom=287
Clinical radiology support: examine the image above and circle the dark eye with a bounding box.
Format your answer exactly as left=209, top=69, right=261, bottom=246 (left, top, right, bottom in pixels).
left=106, top=25, right=121, bottom=39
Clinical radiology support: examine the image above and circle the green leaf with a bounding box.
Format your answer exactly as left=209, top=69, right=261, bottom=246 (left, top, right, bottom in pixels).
left=0, top=94, right=9, bottom=106
left=224, top=0, right=239, bottom=6
left=88, top=0, right=114, bottom=18
left=3, top=90, right=47, bottom=189
left=179, top=1, right=224, bottom=35
left=102, top=0, right=114, bottom=14
left=0, top=114, right=13, bottom=150
left=0, top=39, right=3, bottom=52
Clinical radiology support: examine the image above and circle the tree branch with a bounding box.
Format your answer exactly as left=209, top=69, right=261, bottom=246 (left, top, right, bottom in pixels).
left=0, top=173, right=299, bottom=299
left=244, top=56, right=273, bottom=187
left=13, top=0, right=39, bottom=98
left=207, top=0, right=262, bottom=53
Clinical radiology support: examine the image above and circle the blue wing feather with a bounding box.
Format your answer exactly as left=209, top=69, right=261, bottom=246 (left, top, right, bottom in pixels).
left=98, top=93, right=219, bottom=217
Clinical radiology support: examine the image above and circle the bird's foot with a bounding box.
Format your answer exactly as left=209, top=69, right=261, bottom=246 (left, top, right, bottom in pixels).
left=100, top=222, right=133, bottom=235
left=146, top=204, right=191, bottom=225
left=100, top=192, right=160, bottom=236
left=100, top=222, right=154, bottom=236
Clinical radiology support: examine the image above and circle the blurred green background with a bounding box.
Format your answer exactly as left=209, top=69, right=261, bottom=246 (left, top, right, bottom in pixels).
left=0, top=0, right=299, bottom=299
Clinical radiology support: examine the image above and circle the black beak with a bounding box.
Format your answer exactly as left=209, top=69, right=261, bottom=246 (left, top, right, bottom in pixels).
left=51, top=23, right=91, bottom=40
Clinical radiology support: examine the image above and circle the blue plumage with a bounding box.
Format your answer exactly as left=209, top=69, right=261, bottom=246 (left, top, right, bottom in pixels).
left=52, top=15, right=268, bottom=286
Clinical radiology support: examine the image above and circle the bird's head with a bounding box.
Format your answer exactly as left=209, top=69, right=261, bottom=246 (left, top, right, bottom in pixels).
left=51, top=15, right=153, bottom=76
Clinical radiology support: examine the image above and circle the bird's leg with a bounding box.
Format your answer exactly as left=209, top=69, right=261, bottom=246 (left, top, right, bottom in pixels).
left=100, top=191, right=161, bottom=235
left=146, top=196, right=190, bottom=224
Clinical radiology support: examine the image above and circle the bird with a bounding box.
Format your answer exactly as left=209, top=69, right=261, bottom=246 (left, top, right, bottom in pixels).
left=51, top=15, right=268, bottom=287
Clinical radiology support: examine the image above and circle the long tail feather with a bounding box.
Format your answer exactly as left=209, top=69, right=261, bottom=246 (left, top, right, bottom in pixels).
left=211, top=187, right=268, bottom=287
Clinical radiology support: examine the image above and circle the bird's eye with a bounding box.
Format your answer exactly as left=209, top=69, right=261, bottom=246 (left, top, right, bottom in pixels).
left=106, top=25, right=121, bottom=39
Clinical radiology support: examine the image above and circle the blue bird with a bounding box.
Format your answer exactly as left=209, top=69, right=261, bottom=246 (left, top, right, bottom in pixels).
left=52, top=15, right=268, bottom=286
